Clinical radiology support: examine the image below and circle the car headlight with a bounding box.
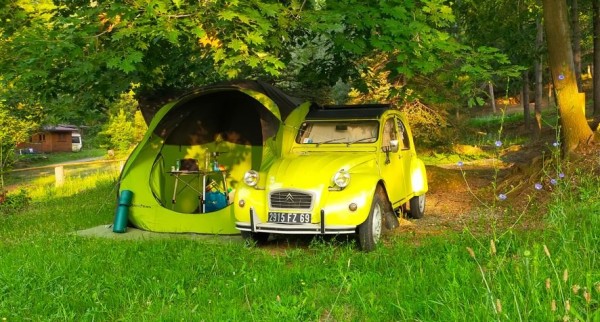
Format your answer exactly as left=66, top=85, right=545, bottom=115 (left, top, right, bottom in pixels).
left=333, top=169, right=351, bottom=188
left=243, top=170, right=259, bottom=187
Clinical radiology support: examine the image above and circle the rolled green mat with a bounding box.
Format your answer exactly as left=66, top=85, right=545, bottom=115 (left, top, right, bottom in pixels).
left=113, top=190, right=133, bottom=233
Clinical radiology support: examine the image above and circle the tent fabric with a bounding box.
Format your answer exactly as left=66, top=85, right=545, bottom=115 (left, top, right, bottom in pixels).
left=117, top=80, right=312, bottom=234
left=140, top=80, right=303, bottom=125
left=150, top=80, right=303, bottom=146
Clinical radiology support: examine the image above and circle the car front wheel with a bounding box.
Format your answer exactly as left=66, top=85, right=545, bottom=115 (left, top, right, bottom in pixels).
left=357, top=189, right=385, bottom=252
left=408, top=194, right=426, bottom=219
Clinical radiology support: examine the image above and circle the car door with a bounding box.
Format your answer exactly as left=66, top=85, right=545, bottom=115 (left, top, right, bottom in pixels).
left=378, top=117, right=405, bottom=206
left=396, top=117, right=414, bottom=196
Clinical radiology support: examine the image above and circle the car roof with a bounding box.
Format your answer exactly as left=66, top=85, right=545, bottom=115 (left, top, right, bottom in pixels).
left=305, top=104, right=394, bottom=120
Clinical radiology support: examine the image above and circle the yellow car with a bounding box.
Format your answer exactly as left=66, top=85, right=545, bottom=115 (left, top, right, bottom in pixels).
left=234, top=104, right=428, bottom=251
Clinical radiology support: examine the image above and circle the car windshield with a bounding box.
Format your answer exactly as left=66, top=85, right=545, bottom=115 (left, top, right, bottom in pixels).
left=296, top=120, right=379, bottom=145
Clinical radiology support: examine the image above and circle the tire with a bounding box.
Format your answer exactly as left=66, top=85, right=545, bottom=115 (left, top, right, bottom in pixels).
left=408, top=194, right=426, bottom=219
left=240, top=231, right=269, bottom=245
left=357, top=190, right=386, bottom=252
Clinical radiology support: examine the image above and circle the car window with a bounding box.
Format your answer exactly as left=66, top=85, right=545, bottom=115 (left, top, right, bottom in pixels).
left=396, top=118, right=410, bottom=150
left=296, top=121, right=379, bottom=144
left=382, top=118, right=397, bottom=148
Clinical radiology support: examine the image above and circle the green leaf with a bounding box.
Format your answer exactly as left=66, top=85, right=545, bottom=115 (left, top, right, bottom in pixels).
left=226, top=68, right=239, bottom=79
left=165, top=29, right=180, bottom=44
left=256, top=2, right=280, bottom=17
left=467, top=97, right=475, bottom=108
left=218, top=10, right=237, bottom=21
left=228, top=39, right=248, bottom=53
left=246, top=32, right=264, bottom=45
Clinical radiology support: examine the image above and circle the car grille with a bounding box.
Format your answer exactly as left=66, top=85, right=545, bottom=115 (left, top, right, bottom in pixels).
left=270, top=191, right=313, bottom=209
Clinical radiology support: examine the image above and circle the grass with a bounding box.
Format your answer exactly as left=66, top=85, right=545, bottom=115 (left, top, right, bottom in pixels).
left=418, top=108, right=562, bottom=167
left=0, top=157, right=598, bottom=320
left=458, top=109, right=560, bottom=147
left=13, top=148, right=107, bottom=169
left=3, top=158, right=124, bottom=190
left=466, top=109, right=559, bottom=131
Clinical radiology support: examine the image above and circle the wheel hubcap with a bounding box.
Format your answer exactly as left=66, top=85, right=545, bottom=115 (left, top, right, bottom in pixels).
left=372, top=204, right=382, bottom=243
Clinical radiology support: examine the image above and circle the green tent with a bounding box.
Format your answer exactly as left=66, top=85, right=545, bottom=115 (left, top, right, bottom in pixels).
left=117, top=80, right=311, bottom=234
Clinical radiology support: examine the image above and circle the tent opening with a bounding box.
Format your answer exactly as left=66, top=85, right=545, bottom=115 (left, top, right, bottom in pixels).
left=148, top=90, right=274, bottom=214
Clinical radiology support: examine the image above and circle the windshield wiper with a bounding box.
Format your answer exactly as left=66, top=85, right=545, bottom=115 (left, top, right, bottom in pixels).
left=314, top=138, right=346, bottom=146
left=346, top=137, right=376, bottom=146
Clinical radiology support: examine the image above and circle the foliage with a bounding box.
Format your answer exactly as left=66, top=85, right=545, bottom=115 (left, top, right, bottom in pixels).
left=290, top=0, right=463, bottom=101
left=101, top=109, right=134, bottom=152
left=402, top=100, right=450, bottom=147
left=99, top=90, right=147, bottom=151
left=346, top=53, right=405, bottom=104
left=0, top=102, right=37, bottom=190
left=308, top=0, right=459, bottom=77
left=0, top=0, right=573, bottom=153
left=0, top=0, right=298, bottom=126
left=342, top=56, right=450, bottom=147
left=0, top=189, right=29, bottom=214
left=298, top=1, right=522, bottom=118
left=453, top=0, right=539, bottom=96
left=133, top=109, right=147, bottom=143
left=0, top=0, right=514, bottom=117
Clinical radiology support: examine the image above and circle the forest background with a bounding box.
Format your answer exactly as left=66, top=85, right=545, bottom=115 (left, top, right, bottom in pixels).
left=1, top=0, right=599, bottom=163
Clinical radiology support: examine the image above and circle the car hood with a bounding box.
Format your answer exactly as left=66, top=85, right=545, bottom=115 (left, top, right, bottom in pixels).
left=265, top=152, right=376, bottom=190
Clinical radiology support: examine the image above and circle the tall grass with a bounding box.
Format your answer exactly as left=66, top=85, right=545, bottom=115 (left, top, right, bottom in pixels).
left=460, top=109, right=559, bottom=147
left=14, top=148, right=107, bottom=168
left=0, top=165, right=598, bottom=320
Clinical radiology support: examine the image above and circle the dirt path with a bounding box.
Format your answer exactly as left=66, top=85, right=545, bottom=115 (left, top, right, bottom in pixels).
left=398, top=163, right=499, bottom=237
left=398, top=140, right=554, bottom=238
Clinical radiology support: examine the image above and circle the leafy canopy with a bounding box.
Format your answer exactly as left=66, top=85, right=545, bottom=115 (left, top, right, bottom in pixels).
left=0, top=0, right=520, bottom=132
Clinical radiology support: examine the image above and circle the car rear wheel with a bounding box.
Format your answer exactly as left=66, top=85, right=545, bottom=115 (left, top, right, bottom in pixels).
left=408, top=194, right=426, bottom=219
left=240, top=231, right=270, bottom=245
left=357, top=190, right=385, bottom=252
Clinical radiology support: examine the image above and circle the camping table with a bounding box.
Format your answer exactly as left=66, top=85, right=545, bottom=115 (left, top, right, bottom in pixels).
left=168, top=169, right=228, bottom=213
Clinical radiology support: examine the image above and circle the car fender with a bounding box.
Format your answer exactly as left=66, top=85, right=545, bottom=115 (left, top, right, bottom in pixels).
left=234, top=184, right=268, bottom=223
left=318, top=173, right=383, bottom=226
left=410, top=158, right=428, bottom=195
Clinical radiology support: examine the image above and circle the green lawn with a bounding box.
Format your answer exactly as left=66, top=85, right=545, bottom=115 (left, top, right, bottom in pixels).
left=13, top=148, right=108, bottom=169
left=0, top=163, right=598, bottom=320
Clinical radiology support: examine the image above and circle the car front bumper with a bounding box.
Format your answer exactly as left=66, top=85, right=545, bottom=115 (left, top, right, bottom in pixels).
left=235, top=208, right=357, bottom=235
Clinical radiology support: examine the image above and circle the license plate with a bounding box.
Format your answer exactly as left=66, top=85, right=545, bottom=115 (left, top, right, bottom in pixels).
left=268, top=212, right=312, bottom=224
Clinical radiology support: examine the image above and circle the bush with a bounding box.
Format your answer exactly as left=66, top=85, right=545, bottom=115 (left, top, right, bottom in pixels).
left=402, top=100, right=452, bottom=147
left=99, top=90, right=147, bottom=152
left=0, top=189, right=30, bottom=214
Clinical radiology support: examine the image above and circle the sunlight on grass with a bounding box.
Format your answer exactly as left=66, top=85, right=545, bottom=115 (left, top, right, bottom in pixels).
left=0, top=143, right=598, bottom=320
left=28, top=170, right=120, bottom=200
left=467, top=109, right=558, bottom=130
left=14, top=148, right=107, bottom=168
left=6, top=160, right=123, bottom=193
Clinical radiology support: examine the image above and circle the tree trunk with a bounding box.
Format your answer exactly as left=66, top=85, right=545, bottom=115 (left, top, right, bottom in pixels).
left=594, top=0, right=600, bottom=116
left=534, top=16, right=544, bottom=140
left=488, top=82, right=496, bottom=114
left=571, top=0, right=583, bottom=91
left=522, top=71, right=531, bottom=130
left=543, top=0, right=594, bottom=152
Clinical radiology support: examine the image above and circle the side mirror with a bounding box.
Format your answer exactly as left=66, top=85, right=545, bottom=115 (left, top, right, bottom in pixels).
left=390, top=139, right=399, bottom=152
